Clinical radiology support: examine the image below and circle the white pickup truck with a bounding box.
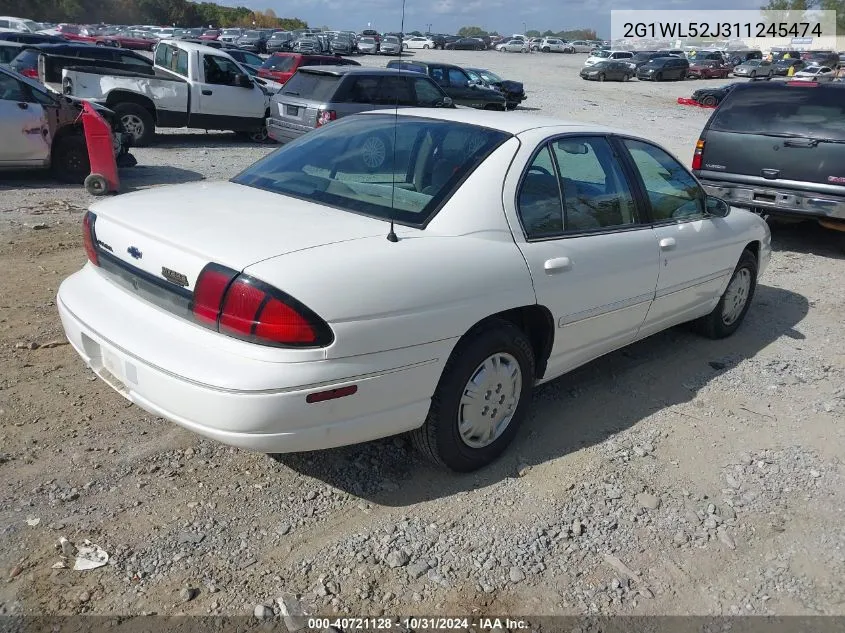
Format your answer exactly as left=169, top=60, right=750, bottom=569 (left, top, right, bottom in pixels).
left=61, top=40, right=271, bottom=146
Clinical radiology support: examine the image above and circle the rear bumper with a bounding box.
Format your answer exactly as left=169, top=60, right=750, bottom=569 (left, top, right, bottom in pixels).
left=56, top=265, right=440, bottom=453
left=266, top=116, right=311, bottom=143
left=701, top=180, right=845, bottom=221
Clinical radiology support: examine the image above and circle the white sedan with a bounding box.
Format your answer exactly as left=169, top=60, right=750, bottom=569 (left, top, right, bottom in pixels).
left=402, top=36, right=434, bottom=50
left=58, top=110, right=771, bottom=472
left=792, top=65, right=835, bottom=82
left=498, top=39, right=529, bottom=53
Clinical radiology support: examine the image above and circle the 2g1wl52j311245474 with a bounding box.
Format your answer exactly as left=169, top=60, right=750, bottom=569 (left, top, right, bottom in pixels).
left=621, top=21, right=824, bottom=39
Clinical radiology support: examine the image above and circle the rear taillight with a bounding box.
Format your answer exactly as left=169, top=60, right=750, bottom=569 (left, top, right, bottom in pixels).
left=82, top=212, right=99, bottom=266
left=691, top=139, right=704, bottom=170
left=191, top=263, right=332, bottom=347
left=21, top=68, right=38, bottom=79
left=787, top=80, right=818, bottom=87
left=316, top=109, right=336, bottom=127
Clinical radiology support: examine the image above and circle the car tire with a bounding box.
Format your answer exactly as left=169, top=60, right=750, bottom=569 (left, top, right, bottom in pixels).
left=750, top=70, right=756, bottom=78
left=655, top=72, right=663, bottom=81
left=701, top=95, right=718, bottom=106
left=410, top=319, right=535, bottom=472
left=679, top=71, right=687, bottom=79
left=542, top=47, right=550, bottom=53
left=51, top=134, right=90, bottom=185
left=624, top=73, right=631, bottom=81
left=112, top=102, right=155, bottom=147
left=598, top=73, right=606, bottom=82
left=423, top=44, right=430, bottom=49
left=695, top=249, right=758, bottom=339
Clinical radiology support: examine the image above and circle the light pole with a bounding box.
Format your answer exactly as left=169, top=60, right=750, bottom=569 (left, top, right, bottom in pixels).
left=522, top=21, right=526, bottom=35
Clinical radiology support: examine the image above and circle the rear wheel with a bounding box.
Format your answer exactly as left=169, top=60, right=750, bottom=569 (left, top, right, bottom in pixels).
left=423, top=44, right=430, bottom=49
left=51, top=134, right=89, bottom=184
left=410, top=319, right=535, bottom=472
left=112, top=102, right=155, bottom=147
left=695, top=250, right=757, bottom=339
left=701, top=95, right=718, bottom=106
left=655, top=72, right=663, bottom=81
left=542, top=47, right=550, bottom=53
left=598, top=73, right=606, bottom=82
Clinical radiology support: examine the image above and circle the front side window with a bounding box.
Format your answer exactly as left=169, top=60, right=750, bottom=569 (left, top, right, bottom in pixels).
left=0, top=73, right=26, bottom=101
left=622, top=139, right=704, bottom=221
left=551, top=136, right=639, bottom=231
left=203, top=55, right=241, bottom=85
left=232, top=115, right=510, bottom=226
left=447, top=68, right=468, bottom=87
left=413, top=78, right=445, bottom=106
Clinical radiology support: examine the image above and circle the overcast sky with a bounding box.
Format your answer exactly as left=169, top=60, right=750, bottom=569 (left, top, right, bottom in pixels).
left=225, top=0, right=769, bottom=36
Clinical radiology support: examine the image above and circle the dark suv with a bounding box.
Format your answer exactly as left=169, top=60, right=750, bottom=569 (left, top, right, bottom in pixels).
left=636, top=56, right=689, bottom=81
left=10, top=43, right=152, bottom=84
left=266, top=67, right=454, bottom=144
left=692, top=81, right=845, bottom=235
left=385, top=60, right=507, bottom=110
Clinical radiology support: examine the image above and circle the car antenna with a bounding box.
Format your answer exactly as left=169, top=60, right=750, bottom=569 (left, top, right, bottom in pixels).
left=386, top=0, right=407, bottom=243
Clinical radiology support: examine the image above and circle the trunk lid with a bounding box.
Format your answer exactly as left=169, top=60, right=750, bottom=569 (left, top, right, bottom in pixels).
left=701, top=83, right=845, bottom=191
left=89, top=181, right=386, bottom=292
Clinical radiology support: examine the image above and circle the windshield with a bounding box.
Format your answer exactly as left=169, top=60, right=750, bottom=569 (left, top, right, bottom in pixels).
left=360, top=37, right=374, bottom=43
left=22, top=20, right=40, bottom=32
left=231, top=115, right=511, bottom=227
left=222, top=29, right=241, bottom=35
left=281, top=71, right=340, bottom=99
left=384, top=36, right=399, bottom=44
left=592, top=50, right=611, bottom=58
left=244, top=31, right=260, bottom=38
left=480, top=70, right=502, bottom=82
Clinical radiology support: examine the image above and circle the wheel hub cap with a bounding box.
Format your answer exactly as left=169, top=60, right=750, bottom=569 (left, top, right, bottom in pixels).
left=722, top=268, right=751, bottom=325
left=458, top=352, right=522, bottom=449
left=121, top=114, right=143, bottom=140
left=361, top=136, right=386, bottom=169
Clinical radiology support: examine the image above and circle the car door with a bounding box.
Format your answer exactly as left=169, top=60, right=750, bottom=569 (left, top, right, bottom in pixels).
left=616, top=137, right=740, bottom=337
left=506, top=133, right=659, bottom=378
left=606, top=62, right=624, bottom=80
left=0, top=72, right=50, bottom=166
left=196, top=52, right=264, bottom=119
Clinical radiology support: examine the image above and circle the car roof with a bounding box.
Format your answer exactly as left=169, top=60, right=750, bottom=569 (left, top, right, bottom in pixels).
left=387, top=59, right=463, bottom=69
left=298, top=66, right=428, bottom=76
left=359, top=108, right=628, bottom=136
left=161, top=39, right=234, bottom=55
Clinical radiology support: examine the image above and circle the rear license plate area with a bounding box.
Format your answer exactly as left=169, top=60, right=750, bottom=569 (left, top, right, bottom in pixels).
left=753, top=192, right=776, bottom=202
left=285, top=104, right=299, bottom=116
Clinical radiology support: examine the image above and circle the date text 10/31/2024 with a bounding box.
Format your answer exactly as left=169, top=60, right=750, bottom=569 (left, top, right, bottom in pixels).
left=306, top=617, right=529, bottom=630
left=621, top=21, right=823, bottom=39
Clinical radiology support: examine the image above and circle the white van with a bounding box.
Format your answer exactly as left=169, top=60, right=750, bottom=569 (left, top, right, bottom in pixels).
left=584, top=49, right=634, bottom=67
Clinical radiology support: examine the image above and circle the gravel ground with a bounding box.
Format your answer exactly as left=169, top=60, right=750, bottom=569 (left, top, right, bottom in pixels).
left=1, top=50, right=844, bottom=621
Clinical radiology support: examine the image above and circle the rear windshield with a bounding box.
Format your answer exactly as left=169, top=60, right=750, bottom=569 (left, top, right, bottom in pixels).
left=281, top=71, right=341, bottom=99
left=592, top=50, right=611, bottom=58
left=231, top=115, right=511, bottom=227
left=710, top=86, right=845, bottom=140
left=262, top=54, right=297, bottom=71
left=10, top=48, right=39, bottom=68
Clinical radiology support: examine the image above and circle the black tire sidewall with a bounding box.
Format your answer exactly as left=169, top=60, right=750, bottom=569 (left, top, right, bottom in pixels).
left=429, top=323, right=535, bottom=472
left=52, top=135, right=90, bottom=184
left=706, top=251, right=758, bottom=337
left=702, top=96, right=717, bottom=106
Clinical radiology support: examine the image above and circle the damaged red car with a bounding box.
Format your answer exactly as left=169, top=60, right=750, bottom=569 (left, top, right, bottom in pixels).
left=0, top=66, right=135, bottom=183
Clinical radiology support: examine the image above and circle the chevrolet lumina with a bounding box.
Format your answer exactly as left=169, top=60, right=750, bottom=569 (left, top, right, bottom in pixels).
left=57, top=110, right=771, bottom=472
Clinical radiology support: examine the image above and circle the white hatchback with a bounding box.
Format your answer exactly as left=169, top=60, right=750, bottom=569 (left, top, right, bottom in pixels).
left=58, top=110, right=771, bottom=472
left=403, top=36, right=434, bottom=50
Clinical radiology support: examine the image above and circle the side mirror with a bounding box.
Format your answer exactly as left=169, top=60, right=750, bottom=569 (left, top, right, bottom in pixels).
left=236, top=73, right=253, bottom=88
left=437, top=96, right=453, bottom=107
left=705, top=195, right=730, bottom=218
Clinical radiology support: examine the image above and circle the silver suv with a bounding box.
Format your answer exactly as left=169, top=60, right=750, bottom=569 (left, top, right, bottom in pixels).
left=540, top=38, right=574, bottom=53
left=267, top=67, right=454, bottom=144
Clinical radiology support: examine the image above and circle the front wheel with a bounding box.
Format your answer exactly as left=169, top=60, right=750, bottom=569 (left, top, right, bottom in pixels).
left=750, top=70, right=757, bottom=78
left=542, top=47, right=550, bottom=53
left=423, top=44, right=430, bottom=49
left=701, top=95, right=718, bottom=106
left=410, top=320, right=535, bottom=472
left=112, top=102, right=155, bottom=147
left=695, top=250, right=758, bottom=339
left=51, top=134, right=90, bottom=184
left=598, top=73, right=606, bottom=82
left=654, top=72, right=663, bottom=81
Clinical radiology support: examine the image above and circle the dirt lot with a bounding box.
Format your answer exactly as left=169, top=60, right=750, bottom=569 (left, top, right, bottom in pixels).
left=1, top=50, right=844, bottom=621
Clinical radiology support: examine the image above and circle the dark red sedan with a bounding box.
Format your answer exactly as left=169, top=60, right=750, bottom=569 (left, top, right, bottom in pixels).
left=96, top=31, right=159, bottom=50
left=687, top=59, right=732, bottom=79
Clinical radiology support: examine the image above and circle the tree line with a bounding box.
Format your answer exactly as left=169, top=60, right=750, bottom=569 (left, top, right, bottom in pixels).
left=457, top=25, right=599, bottom=40
left=761, top=0, right=845, bottom=34
left=0, top=0, right=308, bottom=29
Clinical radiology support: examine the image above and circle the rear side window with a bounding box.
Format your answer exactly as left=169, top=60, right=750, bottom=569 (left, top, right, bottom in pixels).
left=375, top=75, right=414, bottom=105
left=710, top=86, right=845, bottom=140
left=10, top=48, right=38, bottom=68
left=281, top=71, right=341, bottom=100
left=262, top=54, right=297, bottom=71
left=413, top=77, right=445, bottom=106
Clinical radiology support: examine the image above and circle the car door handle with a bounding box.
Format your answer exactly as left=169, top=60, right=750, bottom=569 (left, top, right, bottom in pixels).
left=783, top=138, right=817, bottom=148
left=544, top=257, right=572, bottom=274
left=17, top=102, right=28, bottom=110
left=202, top=89, right=212, bottom=95
left=761, top=168, right=780, bottom=179
left=659, top=237, right=676, bottom=250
